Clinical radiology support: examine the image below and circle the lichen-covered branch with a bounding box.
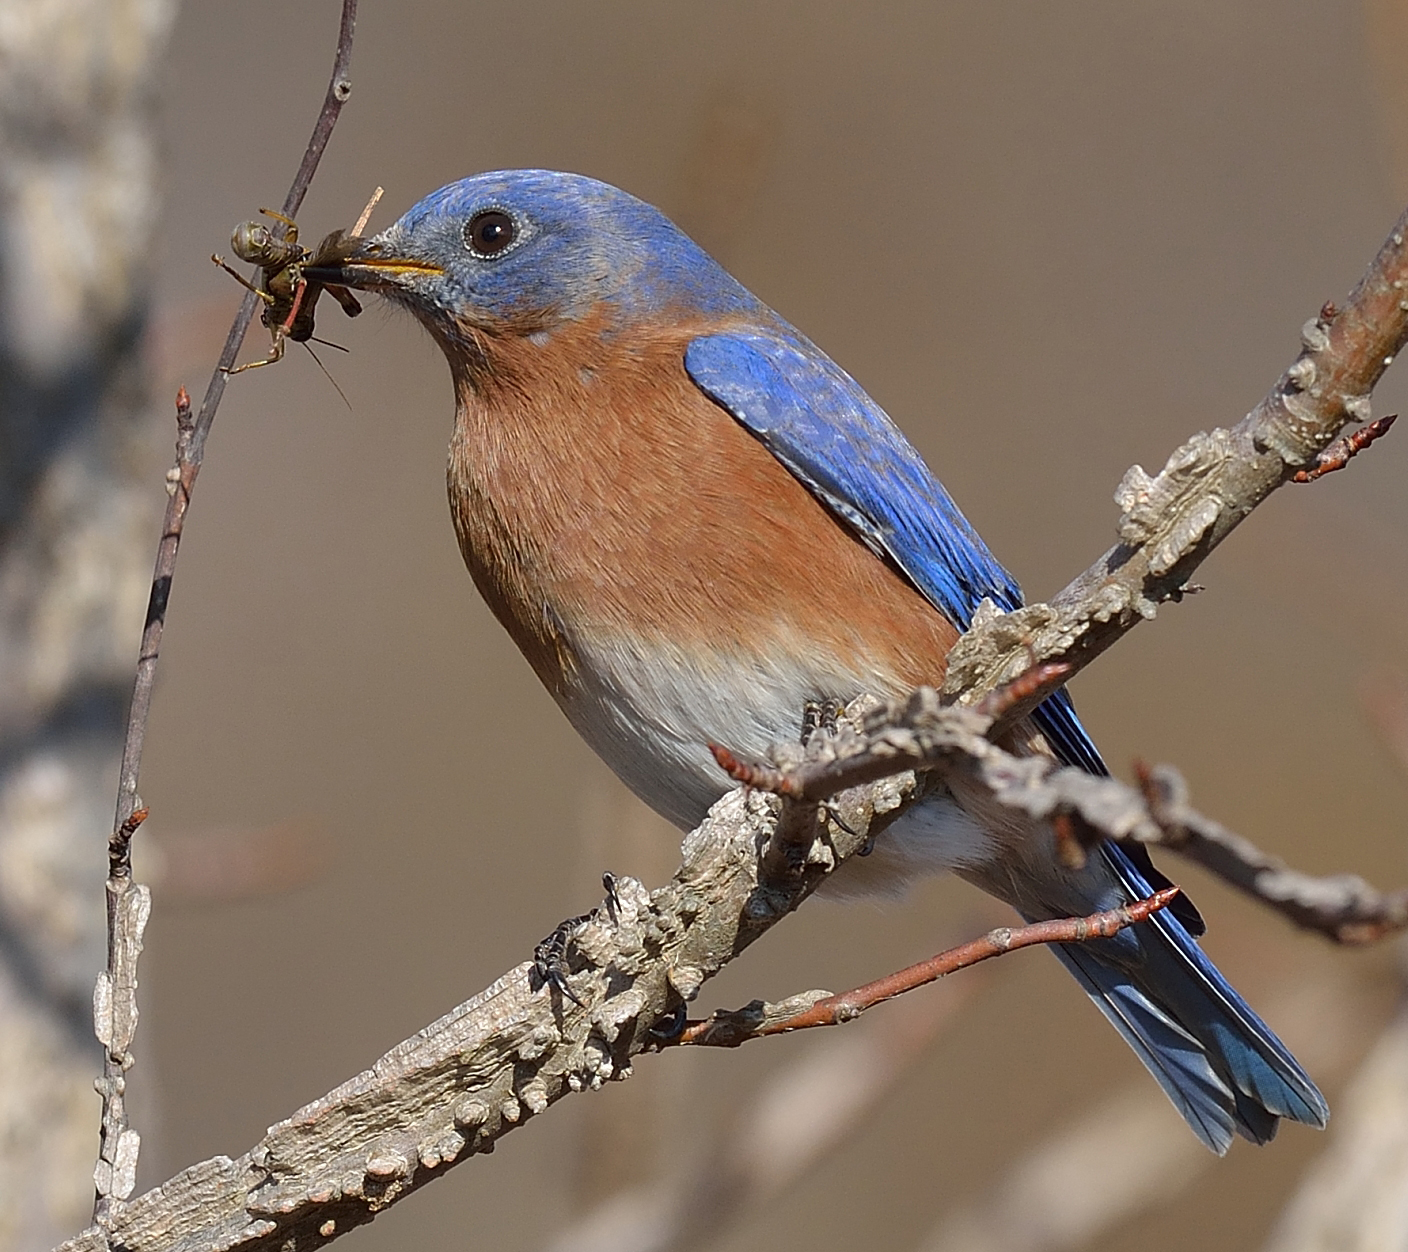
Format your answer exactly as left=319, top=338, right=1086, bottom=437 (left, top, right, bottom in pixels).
left=57, top=719, right=912, bottom=1252
left=942, top=227, right=1408, bottom=722
left=90, top=806, right=151, bottom=1225
left=727, top=687, right=1408, bottom=945
left=725, top=662, right=1407, bottom=950
left=55, top=677, right=1408, bottom=1252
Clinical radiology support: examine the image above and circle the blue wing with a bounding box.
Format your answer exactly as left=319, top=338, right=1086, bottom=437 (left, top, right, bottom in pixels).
left=684, top=330, right=1108, bottom=757
left=684, top=328, right=1330, bottom=1153
left=685, top=328, right=1202, bottom=921
left=684, top=330, right=1023, bottom=631
left=685, top=331, right=1118, bottom=767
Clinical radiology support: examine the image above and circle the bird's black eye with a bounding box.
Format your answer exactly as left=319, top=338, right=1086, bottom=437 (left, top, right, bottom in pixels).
left=465, top=210, right=516, bottom=257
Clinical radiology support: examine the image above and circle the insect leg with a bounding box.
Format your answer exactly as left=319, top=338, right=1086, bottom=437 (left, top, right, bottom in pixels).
left=210, top=254, right=276, bottom=304
left=258, top=208, right=300, bottom=243
left=222, top=334, right=286, bottom=375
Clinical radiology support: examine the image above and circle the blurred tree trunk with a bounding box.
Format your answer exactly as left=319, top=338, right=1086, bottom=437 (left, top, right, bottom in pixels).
left=0, top=0, right=176, bottom=1246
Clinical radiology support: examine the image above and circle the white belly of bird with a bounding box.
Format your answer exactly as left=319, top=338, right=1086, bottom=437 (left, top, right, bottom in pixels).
left=557, top=631, right=1000, bottom=897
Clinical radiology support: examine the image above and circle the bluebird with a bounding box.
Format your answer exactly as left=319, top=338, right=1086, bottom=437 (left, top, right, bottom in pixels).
left=312, top=170, right=1327, bottom=1153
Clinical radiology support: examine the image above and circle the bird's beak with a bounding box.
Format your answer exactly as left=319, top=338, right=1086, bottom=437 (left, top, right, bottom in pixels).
left=304, top=231, right=444, bottom=291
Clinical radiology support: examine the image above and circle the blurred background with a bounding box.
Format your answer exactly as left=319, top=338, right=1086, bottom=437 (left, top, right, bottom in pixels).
left=4, top=1, right=1408, bottom=1250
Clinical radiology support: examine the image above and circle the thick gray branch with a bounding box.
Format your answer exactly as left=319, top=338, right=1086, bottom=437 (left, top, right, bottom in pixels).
left=54, top=686, right=1407, bottom=1252
left=57, top=730, right=912, bottom=1252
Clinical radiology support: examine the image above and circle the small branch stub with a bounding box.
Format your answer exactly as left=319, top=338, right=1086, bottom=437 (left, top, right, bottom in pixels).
left=1292, top=413, right=1397, bottom=482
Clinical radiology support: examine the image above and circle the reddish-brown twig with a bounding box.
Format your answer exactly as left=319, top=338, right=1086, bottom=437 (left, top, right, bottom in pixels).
left=709, top=743, right=799, bottom=796
left=677, top=887, right=1180, bottom=1046
left=1292, top=413, right=1397, bottom=482
left=709, top=744, right=825, bottom=883
left=975, top=660, right=1073, bottom=720
left=108, top=806, right=149, bottom=883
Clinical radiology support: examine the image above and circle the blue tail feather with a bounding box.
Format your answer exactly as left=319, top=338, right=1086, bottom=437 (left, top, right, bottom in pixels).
left=1023, top=688, right=1325, bottom=1150
left=1052, top=842, right=1328, bottom=1153
left=1052, top=942, right=1238, bottom=1150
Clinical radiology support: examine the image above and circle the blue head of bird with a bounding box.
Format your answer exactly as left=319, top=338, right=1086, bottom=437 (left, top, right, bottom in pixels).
left=320, top=170, right=762, bottom=355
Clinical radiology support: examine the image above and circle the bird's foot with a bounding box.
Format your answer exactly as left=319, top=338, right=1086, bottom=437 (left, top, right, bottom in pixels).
left=532, top=872, right=622, bottom=1008
left=648, top=1003, right=688, bottom=1041
left=533, top=915, right=591, bottom=1007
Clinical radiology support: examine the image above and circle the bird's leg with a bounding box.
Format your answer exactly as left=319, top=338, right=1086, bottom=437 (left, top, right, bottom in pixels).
left=601, top=870, right=621, bottom=923
left=821, top=801, right=864, bottom=841
left=801, top=697, right=871, bottom=849
left=532, top=917, right=590, bottom=1008
left=648, top=1002, right=688, bottom=1041
left=800, top=697, right=845, bottom=744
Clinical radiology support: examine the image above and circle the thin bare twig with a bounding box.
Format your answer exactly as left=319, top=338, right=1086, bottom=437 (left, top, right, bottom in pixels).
left=1135, top=762, right=1408, bottom=942
left=93, top=0, right=360, bottom=1231
left=676, top=888, right=1179, bottom=1047
left=112, top=0, right=357, bottom=861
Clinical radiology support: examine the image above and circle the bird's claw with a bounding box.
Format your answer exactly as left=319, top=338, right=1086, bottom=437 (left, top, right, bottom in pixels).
left=533, top=913, right=591, bottom=1008
left=648, top=1002, right=688, bottom=1040
left=533, top=873, right=623, bottom=1008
